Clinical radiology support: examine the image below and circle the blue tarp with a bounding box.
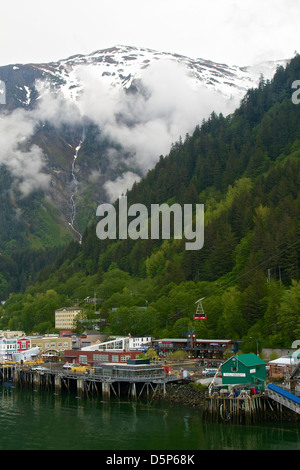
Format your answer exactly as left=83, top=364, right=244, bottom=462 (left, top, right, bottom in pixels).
left=268, top=383, right=300, bottom=405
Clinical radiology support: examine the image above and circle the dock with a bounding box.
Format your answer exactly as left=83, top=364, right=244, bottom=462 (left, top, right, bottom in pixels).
left=1, top=362, right=179, bottom=402
left=203, top=391, right=270, bottom=424
left=203, top=383, right=300, bottom=423
left=2, top=362, right=300, bottom=422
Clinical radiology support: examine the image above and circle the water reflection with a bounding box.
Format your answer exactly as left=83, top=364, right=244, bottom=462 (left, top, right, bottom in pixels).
left=0, top=386, right=299, bottom=450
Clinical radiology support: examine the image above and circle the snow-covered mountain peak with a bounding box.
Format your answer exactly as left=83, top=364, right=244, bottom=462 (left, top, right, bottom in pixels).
left=28, top=45, right=288, bottom=104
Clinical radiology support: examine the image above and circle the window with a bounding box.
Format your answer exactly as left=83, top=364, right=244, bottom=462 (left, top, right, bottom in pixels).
left=93, top=354, right=109, bottom=362
left=79, top=355, right=88, bottom=364
left=112, top=355, right=119, bottom=362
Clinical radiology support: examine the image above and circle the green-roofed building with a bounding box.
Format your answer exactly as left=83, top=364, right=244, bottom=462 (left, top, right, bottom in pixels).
left=221, top=353, right=267, bottom=391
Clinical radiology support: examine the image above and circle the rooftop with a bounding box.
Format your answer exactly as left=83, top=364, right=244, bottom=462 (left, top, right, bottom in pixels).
left=153, top=338, right=233, bottom=343
left=224, top=353, right=266, bottom=367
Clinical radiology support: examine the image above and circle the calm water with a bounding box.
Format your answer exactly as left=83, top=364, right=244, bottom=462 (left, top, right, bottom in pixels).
left=0, top=385, right=299, bottom=451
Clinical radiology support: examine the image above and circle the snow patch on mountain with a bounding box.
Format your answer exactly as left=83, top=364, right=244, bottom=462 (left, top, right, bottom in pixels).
left=31, top=45, right=287, bottom=105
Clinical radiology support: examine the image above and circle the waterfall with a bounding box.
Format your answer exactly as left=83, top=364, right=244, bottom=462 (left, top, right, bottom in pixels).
left=69, top=128, right=86, bottom=244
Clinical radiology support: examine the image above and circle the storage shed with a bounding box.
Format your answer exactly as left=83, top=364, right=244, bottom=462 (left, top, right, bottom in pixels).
left=221, top=353, right=266, bottom=391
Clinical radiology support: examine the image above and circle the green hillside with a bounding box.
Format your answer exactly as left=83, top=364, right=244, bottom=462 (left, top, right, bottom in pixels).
left=1, top=55, right=300, bottom=349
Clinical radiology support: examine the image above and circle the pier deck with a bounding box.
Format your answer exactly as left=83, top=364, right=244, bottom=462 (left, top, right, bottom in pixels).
left=5, top=363, right=179, bottom=401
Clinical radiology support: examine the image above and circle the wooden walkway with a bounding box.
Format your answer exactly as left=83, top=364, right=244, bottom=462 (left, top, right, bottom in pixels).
left=9, top=364, right=179, bottom=401
left=267, top=383, right=300, bottom=415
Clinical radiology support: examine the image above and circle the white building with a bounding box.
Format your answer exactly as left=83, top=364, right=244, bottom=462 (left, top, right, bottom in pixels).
left=0, top=336, right=17, bottom=360
left=81, top=336, right=152, bottom=352
left=12, top=347, right=40, bottom=363
left=128, top=336, right=152, bottom=350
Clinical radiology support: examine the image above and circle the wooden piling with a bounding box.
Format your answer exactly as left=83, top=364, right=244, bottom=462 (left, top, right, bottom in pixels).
left=55, top=375, right=61, bottom=394
left=77, top=378, right=84, bottom=398
left=33, top=372, right=40, bottom=391
left=204, top=394, right=269, bottom=424
left=131, top=383, right=137, bottom=401
left=13, top=369, right=19, bottom=385
left=102, top=382, right=110, bottom=401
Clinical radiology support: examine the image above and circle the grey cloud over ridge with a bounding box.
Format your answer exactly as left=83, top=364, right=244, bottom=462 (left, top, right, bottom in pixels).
left=0, top=83, right=82, bottom=197
left=1, top=59, right=239, bottom=200
left=75, top=60, right=238, bottom=201
left=77, top=60, right=237, bottom=174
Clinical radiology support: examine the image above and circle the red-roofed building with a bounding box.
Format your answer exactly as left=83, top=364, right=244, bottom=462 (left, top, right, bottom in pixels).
left=17, top=336, right=31, bottom=353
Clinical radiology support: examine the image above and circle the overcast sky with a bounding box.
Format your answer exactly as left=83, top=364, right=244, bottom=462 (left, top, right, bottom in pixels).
left=1, top=0, right=299, bottom=67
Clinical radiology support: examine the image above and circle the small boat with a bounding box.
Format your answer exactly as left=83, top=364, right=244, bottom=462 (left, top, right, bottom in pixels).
left=2, top=377, right=14, bottom=388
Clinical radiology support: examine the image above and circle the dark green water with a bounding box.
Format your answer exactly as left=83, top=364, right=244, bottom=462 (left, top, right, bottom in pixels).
left=0, top=385, right=299, bottom=450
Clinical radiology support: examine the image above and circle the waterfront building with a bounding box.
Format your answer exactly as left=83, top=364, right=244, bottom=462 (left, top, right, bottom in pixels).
left=152, top=338, right=235, bottom=361
left=268, top=352, right=300, bottom=379
left=63, top=336, right=143, bottom=366
left=0, top=336, right=17, bottom=360
left=118, top=336, right=152, bottom=350
left=12, top=346, right=40, bottom=363
left=30, top=334, right=72, bottom=357
left=95, top=359, right=166, bottom=381
left=221, top=353, right=267, bottom=391
left=63, top=348, right=141, bottom=366
left=17, top=336, right=31, bottom=353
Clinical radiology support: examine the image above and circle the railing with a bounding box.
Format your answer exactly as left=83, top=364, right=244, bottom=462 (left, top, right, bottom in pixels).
left=44, top=368, right=174, bottom=383
left=267, top=383, right=300, bottom=415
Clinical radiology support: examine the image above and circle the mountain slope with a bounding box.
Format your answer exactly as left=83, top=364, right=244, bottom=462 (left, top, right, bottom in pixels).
left=2, top=54, right=299, bottom=349
left=0, top=46, right=287, bottom=251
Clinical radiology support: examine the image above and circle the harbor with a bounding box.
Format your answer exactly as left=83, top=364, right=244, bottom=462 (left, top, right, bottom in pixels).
left=3, top=360, right=179, bottom=402
left=1, top=358, right=300, bottom=425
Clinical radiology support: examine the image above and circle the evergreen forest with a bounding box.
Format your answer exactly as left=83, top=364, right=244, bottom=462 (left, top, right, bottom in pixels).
left=1, top=55, right=300, bottom=352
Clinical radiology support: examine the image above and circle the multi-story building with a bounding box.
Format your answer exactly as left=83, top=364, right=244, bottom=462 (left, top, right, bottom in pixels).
left=17, top=336, right=31, bottom=353
left=30, top=335, right=72, bottom=357
left=55, top=307, right=86, bottom=331
left=128, top=336, right=152, bottom=350
left=152, top=338, right=236, bottom=362
left=63, top=336, right=150, bottom=366
left=0, top=336, right=17, bottom=360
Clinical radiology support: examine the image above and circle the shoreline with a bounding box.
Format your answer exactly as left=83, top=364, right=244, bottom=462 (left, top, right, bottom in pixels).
left=153, top=382, right=300, bottom=423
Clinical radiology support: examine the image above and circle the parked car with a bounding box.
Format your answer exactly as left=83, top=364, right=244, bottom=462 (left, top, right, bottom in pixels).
left=30, top=366, right=48, bottom=371
left=202, top=368, right=218, bottom=377
left=63, top=362, right=72, bottom=369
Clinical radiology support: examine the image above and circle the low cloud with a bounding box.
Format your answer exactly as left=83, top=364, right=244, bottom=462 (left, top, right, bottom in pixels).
left=1, top=58, right=239, bottom=199
left=77, top=60, right=237, bottom=176
left=0, top=83, right=82, bottom=197
left=0, top=108, right=50, bottom=196
left=104, top=171, right=141, bottom=203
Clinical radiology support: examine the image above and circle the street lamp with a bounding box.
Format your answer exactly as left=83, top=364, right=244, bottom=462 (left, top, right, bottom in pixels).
left=250, top=337, right=259, bottom=356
